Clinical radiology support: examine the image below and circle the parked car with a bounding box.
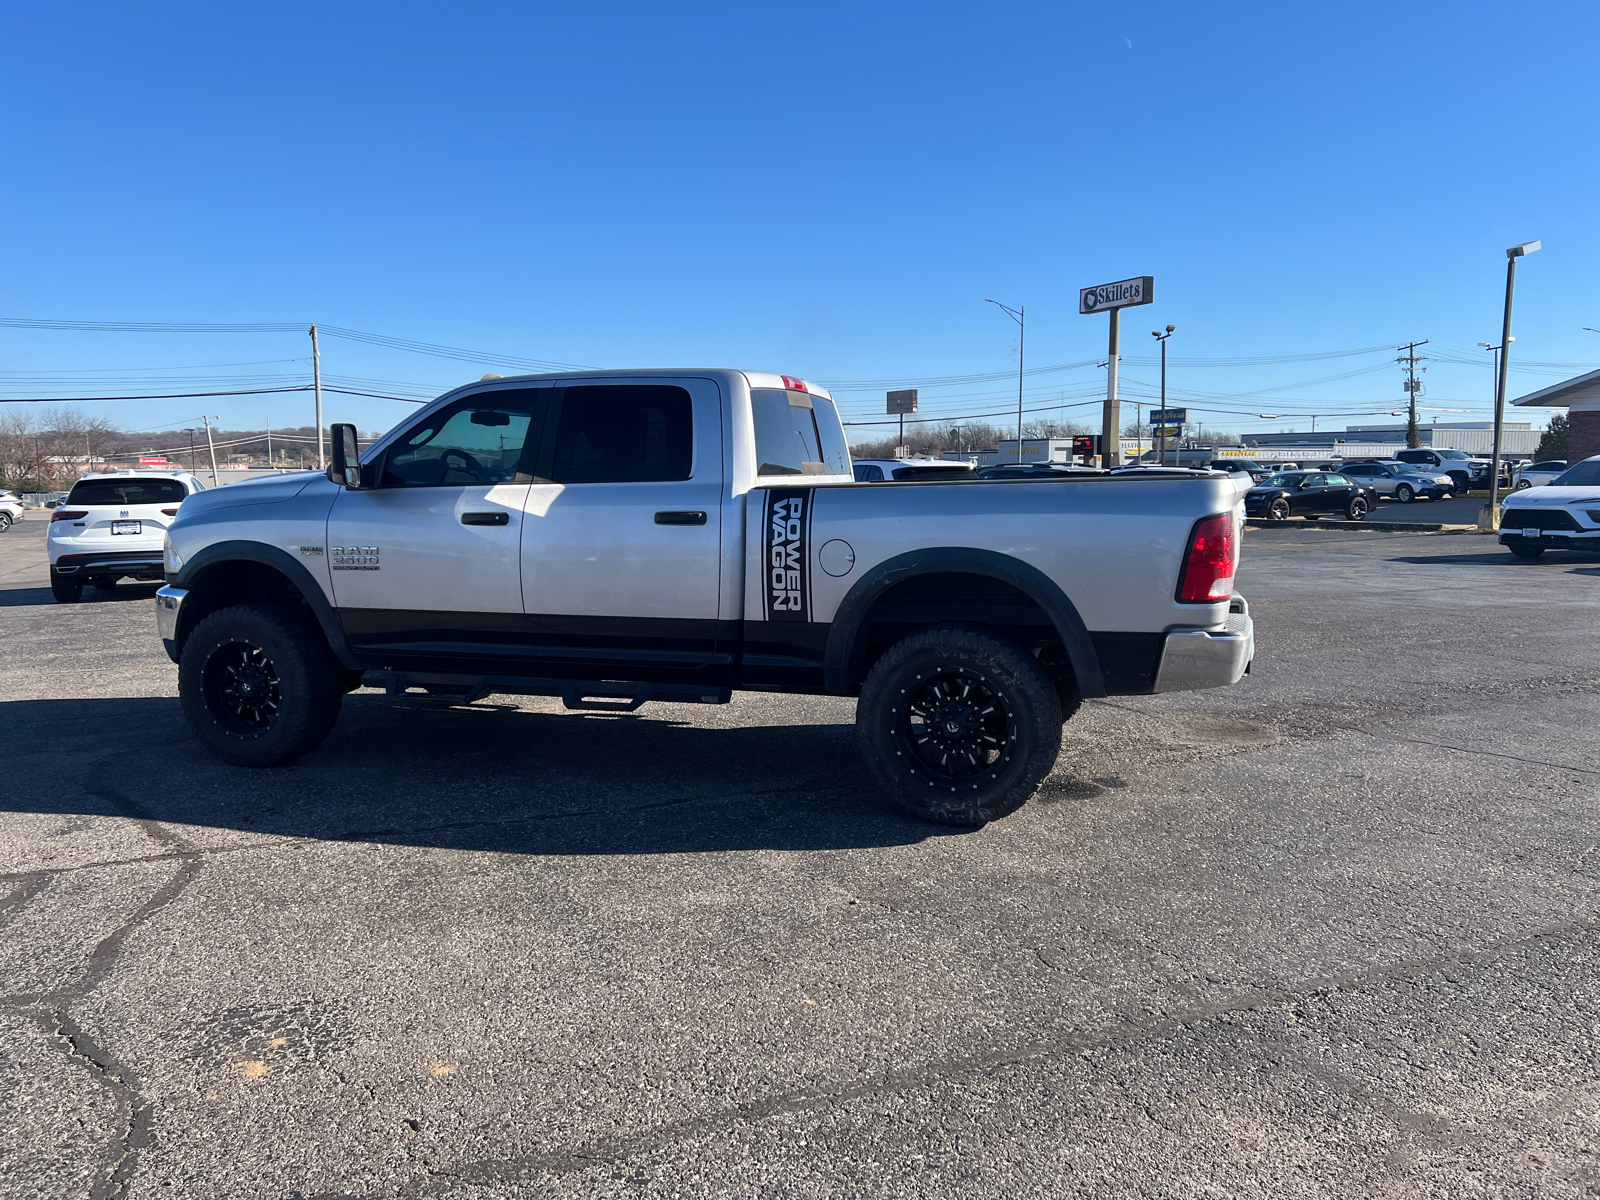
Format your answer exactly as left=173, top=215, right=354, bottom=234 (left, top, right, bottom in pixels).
left=979, top=462, right=1103, bottom=479
left=1499, top=455, right=1600, bottom=559
left=1513, top=460, right=1567, bottom=489
left=1339, top=461, right=1454, bottom=502
left=1244, top=470, right=1377, bottom=521
left=47, top=471, right=206, bottom=602
left=154, top=368, right=1254, bottom=827
left=1393, top=447, right=1497, bottom=492
left=0, top=490, right=23, bottom=532
left=852, top=458, right=978, bottom=482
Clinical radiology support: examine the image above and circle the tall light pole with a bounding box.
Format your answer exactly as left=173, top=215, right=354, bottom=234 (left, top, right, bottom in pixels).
left=1488, top=241, right=1540, bottom=526
left=985, top=300, right=1025, bottom=461
left=201, top=415, right=220, bottom=487
left=310, top=324, right=326, bottom=470
left=1152, top=325, right=1174, bottom=464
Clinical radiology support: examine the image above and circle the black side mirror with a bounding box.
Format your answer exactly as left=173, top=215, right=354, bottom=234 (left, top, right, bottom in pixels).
left=327, top=423, right=366, bottom=489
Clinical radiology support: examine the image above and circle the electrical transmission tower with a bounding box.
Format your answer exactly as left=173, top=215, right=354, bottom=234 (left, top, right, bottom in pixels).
left=1398, top=340, right=1430, bottom=448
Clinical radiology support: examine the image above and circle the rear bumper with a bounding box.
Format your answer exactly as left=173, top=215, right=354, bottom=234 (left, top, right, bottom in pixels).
left=156, top=586, right=187, bottom=662
left=1153, top=596, right=1254, bottom=693
left=52, top=549, right=166, bottom=577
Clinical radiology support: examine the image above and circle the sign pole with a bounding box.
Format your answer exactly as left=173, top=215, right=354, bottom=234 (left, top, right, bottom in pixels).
left=1102, top=307, right=1120, bottom=468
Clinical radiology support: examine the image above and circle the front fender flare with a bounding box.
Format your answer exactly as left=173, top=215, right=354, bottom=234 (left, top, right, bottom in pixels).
left=171, top=540, right=359, bottom=669
left=822, top=547, right=1106, bottom=698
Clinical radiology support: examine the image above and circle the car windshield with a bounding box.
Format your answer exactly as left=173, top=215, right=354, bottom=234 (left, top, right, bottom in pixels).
left=1394, top=464, right=1431, bottom=475
left=1553, top=460, right=1600, bottom=487
left=66, top=478, right=187, bottom=506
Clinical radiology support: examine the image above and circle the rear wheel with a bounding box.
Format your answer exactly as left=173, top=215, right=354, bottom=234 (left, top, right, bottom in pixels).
left=856, top=625, right=1063, bottom=826
left=1515, top=479, right=1532, bottom=490
left=1508, top=543, right=1546, bottom=559
left=0, top=513, right=11, bottom=533
left=179, top=603, right=343, bottom=766
left=1267, top=498, right=1291, bottom=521
left=1346, top=496, right=1368, bottom=520
left=50, top=572, right=82, bottom=603
left=1396, top=483, right=1415, bottom=503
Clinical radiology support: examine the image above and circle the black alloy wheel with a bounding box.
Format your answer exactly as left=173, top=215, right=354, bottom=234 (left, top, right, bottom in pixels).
left=179, top=603, right=344, bottom=766
left=202, top=639, right=284, bottom=735
left=1347, top=496, right=1368, bottom=520
left=857, top=625, right=1063, bottom=826
left=1267, top=497, right=1291, bottom=521
left=1396, top=483, right=1415, bottom=503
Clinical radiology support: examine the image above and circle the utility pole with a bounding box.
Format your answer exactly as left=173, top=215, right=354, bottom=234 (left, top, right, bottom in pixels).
left=1152, top=324, right=1175, bottom=465
left=1488, top=242, right=1540, bottom=527
left=310, top=324, right=325, bottom=470
left=186, top=428, right=197, bottom=475
left=266, top=421, right=272, bottom=467
left=201, top=416, right=220, bottom=487
left=1397, top=340, right=1429, bottom=448
left=984, top=300, right=1026, bottom=461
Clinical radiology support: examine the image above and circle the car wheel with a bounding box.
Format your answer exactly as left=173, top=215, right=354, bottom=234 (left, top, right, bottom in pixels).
left=1347, top=497, right=1368, bottom=520
left=1514, top=480, right=1532, bottom=490
left=91, top=578, right=117, bottom=593
left=50, top=572, right=82, bottom=603
left=179, top=602, right=344, bottom=767
left=1396, top=483, right=1415, bottom=503
left=1507, top=543, right=1545, bottom=559
left=856, top=624, right=1062, bottom=826
left=0, top=513, right=11, bottom=533
left=1267, top=498, right=1291, bottom=521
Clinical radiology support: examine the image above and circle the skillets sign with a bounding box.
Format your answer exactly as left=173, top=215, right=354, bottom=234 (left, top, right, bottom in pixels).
left=763, top=488, right=813, bottom=622
left=1079, top=276, right=1154, bottom=314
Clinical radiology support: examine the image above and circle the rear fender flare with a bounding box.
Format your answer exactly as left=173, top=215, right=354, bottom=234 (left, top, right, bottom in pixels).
left=822, top=547, right=1106, bottom=698
left=172, top=540, right=359, bottom=669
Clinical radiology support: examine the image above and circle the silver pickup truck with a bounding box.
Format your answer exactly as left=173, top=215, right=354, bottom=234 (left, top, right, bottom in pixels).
left=155, top=369, right=1252, bottom=825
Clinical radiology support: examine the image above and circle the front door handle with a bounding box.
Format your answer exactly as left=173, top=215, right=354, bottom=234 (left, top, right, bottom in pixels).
left=461, top=511, right=510, bottom=526
left=654, top=510, right=707, bottom=526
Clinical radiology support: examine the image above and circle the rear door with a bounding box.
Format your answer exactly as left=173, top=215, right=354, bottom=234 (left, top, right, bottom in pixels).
left=325, top=387, right=549, bottom=667
left=517, top=378, right=726, bottom=680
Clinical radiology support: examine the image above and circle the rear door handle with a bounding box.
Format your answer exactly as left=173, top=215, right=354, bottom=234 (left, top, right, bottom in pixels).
left=654, top=510, right=707, bottom=526
left=461, top=511, right=510, bottom=526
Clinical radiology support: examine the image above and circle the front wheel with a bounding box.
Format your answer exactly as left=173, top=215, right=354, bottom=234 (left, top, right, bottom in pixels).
left=1396, top=483, right=1415, bottom=503
left=1507, top=543, right=1546, bottom=559
left=856, top=625, right=1063, bottom=826
left=179, top=603, right=344, bottom=766
left=1347, top=496, right=1368, bottom=520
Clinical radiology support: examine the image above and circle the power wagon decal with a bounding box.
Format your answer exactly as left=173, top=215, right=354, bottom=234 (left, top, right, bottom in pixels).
left=763, top=489, right=812, bottom=621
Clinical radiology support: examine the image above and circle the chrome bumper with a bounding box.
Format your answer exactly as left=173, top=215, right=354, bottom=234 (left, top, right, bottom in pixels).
left=1153, top=596, right=1254, bottom=693
left=155, top=586, right=187, bottom=662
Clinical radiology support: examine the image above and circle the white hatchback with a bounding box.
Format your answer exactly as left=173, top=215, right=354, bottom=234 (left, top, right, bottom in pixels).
left=47, top=472, right=206, bottom=602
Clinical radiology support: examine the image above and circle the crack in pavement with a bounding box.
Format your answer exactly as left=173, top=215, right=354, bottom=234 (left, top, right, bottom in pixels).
left=9, top=770, right=203, bottom=1200
left=407, top=912, right=1600, bottom=1194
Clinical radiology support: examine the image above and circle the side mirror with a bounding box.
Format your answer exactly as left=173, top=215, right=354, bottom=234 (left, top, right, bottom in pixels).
left=327, top=423, right=367, bottom=489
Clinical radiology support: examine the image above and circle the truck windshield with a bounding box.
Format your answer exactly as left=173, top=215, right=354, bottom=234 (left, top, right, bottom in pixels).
left=751, top=388, right=850, bottom=477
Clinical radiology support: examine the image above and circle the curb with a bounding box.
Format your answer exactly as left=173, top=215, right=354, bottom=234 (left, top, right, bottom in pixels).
left=1245, top=518, right=1446, bottom=533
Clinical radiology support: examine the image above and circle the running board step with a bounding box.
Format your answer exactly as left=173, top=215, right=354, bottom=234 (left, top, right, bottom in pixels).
left=365, top=671, right=731, bottom=709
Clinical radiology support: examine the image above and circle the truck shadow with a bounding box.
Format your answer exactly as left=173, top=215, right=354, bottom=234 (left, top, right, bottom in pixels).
left=1387, top=552, right=1600, bottom=567
left=1, top=695, right=968, bottom=855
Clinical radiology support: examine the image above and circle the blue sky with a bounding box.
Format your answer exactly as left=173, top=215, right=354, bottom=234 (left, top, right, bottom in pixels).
left=2, top=1, right=1596, bottom=447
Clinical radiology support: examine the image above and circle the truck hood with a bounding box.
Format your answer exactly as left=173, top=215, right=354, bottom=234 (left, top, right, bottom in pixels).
left=184, top=471, right=324, bottom=512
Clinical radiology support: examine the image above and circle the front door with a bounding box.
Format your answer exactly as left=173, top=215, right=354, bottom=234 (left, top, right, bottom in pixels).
left=326, top=386, right=550, bottom=668
left=517, top=378, right=726, bottom=681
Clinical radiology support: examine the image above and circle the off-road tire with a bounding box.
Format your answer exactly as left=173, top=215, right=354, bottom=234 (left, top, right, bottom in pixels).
left=50, top=572, right=82, bottom=603
left=856, top=625, right=1063, bottom=826
left=179, top=603, right=344, bottom=767
left=1507, top=543, right=1546, bottom=559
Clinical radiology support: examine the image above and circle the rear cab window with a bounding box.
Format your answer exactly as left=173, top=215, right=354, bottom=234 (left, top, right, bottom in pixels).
left=751, top=388, right=850, bottom=478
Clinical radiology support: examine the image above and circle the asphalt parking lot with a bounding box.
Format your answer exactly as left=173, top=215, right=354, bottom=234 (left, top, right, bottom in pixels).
left=4, top=515, right=1599, bottom=1199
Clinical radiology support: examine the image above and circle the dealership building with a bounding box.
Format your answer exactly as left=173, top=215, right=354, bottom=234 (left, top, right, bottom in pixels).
left=1512, top=368, right=1600, bottom=463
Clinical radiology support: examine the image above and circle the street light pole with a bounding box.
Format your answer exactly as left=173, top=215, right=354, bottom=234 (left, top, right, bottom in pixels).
left=310, top=324, right=326, bottom=470
left=984, top=300, right=1025, bottom=461
left=1151, top=325, right=1174, bottom=465
left=1489, top=241, right=1540, bottom=527
left=201, top=416, right=220, bottom=487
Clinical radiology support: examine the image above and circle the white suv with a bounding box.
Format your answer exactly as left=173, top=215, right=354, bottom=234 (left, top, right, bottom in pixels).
left=0, top=490, right=23, bottom=532
left=48, top=472, right=206, bottom=602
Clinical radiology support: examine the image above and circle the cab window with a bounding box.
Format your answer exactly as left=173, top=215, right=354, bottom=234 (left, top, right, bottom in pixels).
left=544, top=385, right=693, bottom=484
left=380, top=390, right=547, bottom=487
left=853, top=464, right=885, bottom=482
left=752, top=388, right=850, bottom=477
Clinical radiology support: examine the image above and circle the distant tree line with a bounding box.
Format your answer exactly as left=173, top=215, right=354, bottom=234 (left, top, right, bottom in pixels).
left=848, top=415, right=1238, bottom=460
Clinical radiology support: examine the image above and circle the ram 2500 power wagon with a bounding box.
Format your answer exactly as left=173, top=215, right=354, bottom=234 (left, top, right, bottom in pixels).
left=155, top=369, right=1253, bottom=825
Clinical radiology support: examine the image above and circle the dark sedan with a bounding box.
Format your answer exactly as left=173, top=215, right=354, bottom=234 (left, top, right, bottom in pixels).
left=1244, top=470, right=1378, bottom=521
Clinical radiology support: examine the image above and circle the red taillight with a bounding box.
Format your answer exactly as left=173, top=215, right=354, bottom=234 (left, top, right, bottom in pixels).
left=50, top=510, right=88, bottom=522
left=1176, top=513, right=1237, bottom=603
left=780, top=375, right=808, bottom=392
left=161, top=508, right=179, bottom=516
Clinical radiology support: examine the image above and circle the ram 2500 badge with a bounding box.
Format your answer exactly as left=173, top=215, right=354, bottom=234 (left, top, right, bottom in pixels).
left=155, top=369, right=1252, bottom=825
